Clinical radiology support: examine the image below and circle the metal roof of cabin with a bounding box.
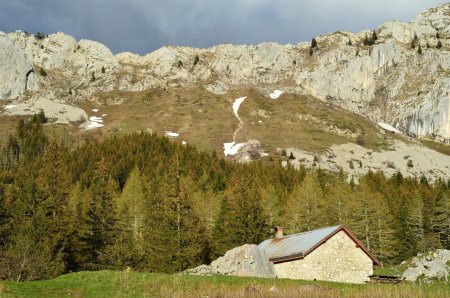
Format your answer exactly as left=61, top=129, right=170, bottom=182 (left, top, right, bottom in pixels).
left=258, top=225, right=380, bottom=265
left=259, top=225, right=341, bottom=261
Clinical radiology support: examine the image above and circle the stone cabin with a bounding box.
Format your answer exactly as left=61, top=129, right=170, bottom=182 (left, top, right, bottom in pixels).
left=258, top=225, right=380, bottom=284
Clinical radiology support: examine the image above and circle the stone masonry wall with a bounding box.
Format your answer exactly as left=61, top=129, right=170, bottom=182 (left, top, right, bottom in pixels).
left=274, top=231, right=373, bottom=284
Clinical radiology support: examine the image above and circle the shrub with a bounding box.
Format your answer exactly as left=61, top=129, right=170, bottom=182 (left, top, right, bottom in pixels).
left=407, top=159, right=413, bottom=168
left=101, top=66, right=106, bottom=73
left=437, top=41, right=443, bottom=49
left=418, top=44, right=422, bottom=54
left=356, top=134, right=365, bottom=146
left=372, top=31, right=378, bottom=42
left=349, top=160, right=354, bottom=169
left=363, top=32, right=377, bottom=46
left=288, top=152, right=295, bottom=160
left=39, top=68, right=47, bottom=76
left=311, top=38, right=318, bottom=49
left=35, top=32, right=47, bottom=40
left=193, top=55, right=200, bottom=66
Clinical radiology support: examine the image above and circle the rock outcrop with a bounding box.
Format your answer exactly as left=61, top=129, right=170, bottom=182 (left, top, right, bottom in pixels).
left=402, top=249, right=450, bottom=283
left=1, top=3, right=450, bottom=142
left=185, top=244, right=276, bottom=278
left=0, top=31, right=35, bottom=99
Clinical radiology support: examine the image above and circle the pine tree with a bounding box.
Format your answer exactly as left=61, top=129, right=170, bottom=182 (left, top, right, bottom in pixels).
left=211, top=170, right=269, bottom=257
left=325, top=174, right=352, bottom=225
left=143, top=157, right=208, bottom=272
left=433, top=183, right=450, bottom=249
left=437, top=41, right=443, bottom=49
left=260, top=185, right=283, bottom=228
left=285, top=173, right=324, bottom=233
left=406, top=192, right=426, bottom=253
left=83, top=159, right=119, bottom=269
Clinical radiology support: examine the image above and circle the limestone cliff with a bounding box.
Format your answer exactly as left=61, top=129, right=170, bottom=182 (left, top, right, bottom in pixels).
left=1, top=3, right=450, bottom=142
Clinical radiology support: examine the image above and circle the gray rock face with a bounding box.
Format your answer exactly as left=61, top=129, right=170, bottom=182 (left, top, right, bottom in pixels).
left=0, top=32, right=34, bottom=99
left=402, top=249, right=450, bottom=283
left=1, top=3, right=450, bottom=142
left=185, top=244, right=276, bottom=278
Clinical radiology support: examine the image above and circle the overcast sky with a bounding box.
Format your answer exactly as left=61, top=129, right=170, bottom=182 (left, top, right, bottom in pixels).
left=0, top=0, right=444, bottom=54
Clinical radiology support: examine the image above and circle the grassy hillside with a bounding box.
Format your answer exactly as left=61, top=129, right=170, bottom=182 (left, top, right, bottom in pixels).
left=1, top=271, right=448, bottom=298
left=2, top=87, right=446, bottom=157
left=77, top=87, right=387, bottom=154
left=0, top=87, right=389, bottom=155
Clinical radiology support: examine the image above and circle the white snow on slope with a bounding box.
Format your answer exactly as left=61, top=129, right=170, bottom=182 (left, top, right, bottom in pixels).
left=83, top=114, right=104, bottom=130
left=84, top=121, right=104, bottom=130
left=232, top=96, right=247, bottom=119
left=90, top=116, right=103, bottom=123
left=269, top=90, right=283, bottom=99
left=378, top=123, right=401, bottom=133
left=4, top=104, right=18, bottom=110
left=92, top=109, right=99, bottom=112
left=223, top=96, right=247, bottom=156
left=224, top=142, right=244, bottom=156
left=165, top=131, right=179, bottom=137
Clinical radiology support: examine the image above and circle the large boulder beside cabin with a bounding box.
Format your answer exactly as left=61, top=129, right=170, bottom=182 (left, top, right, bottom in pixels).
left=185, top=244, right=276, bottom=278
left=402, top=249, right=450, bottom=283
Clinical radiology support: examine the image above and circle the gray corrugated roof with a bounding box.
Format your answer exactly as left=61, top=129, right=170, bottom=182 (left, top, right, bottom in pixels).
left=259, top=225, right=341, bottom=261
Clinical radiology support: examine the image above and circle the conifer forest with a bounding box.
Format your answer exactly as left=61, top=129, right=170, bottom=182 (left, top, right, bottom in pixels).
left=0, top=115, right=448, bottom=281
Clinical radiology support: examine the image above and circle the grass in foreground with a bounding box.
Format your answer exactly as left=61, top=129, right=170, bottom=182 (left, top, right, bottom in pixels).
left=1, top=271, right=449, bottom=298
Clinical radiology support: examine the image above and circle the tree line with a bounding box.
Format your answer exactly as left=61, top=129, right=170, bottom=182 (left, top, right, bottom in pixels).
left=0, top=115, right=448, bottom=281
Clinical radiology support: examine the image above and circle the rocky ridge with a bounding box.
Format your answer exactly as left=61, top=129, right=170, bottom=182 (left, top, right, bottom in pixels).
left=1, top=4, right=450, bottom=144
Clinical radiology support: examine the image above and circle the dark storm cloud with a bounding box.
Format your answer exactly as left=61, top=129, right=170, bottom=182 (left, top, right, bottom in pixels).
left=0, top=0, right=444, bottom=54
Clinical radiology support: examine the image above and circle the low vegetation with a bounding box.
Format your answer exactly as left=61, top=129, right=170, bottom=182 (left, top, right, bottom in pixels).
left=1, top=271, right=449, bottom=298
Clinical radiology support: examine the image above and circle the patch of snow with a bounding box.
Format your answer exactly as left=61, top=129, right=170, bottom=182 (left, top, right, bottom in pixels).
left=102, top=114, right=108, bottom=117
left=83, top=121, right=104, bottom=130
left=4, top=104, right=18, bottom=110
left=165, top=131, right=179, bottom=138
left=232, top=97, right=247, bottom=119
left=378, top=123, right=401, bottom=133
left=269, top=90, right=284, bottom=99
left=182, top=141, right=187, bottom=145
left=223, top=141, right=244, bottom=156
left=90, top=116, right=103, bottom=123
left=92, top=109, right=99, bottom=112
left=258, top=120, right=263, bottom=123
